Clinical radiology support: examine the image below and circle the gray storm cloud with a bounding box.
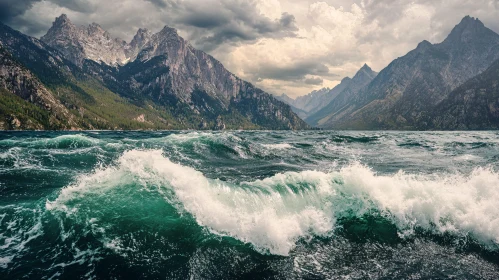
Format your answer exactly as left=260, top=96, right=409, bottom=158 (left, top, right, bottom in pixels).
left=0, top=0, right=41, bottom=21
left=2, top=0, right=499, bottom=97
left=153, top=0, right=299, bottom=51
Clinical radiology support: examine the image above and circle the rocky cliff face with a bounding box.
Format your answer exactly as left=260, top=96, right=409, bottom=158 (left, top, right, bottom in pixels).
left=126, top=28, right=152, bottom=60
left=323, top=16, right=499, bottom=129
left=0, top=43, right=79, bottom=129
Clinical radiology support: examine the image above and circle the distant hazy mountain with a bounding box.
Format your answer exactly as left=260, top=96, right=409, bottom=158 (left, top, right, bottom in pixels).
left=320, top=16, right=499, bottom=129
left=306, top=64, right=377, bottom=126
left=0, top=15, right=308, bottom=130
left=277, top=64, right=377, bottom=122
left=276, top=88, right=332, bottom=119
left=273, top=94, right=309, bottom=119
left=290, top=87, right=332, bottom=114
left=275, top=93, right=295, bottom=105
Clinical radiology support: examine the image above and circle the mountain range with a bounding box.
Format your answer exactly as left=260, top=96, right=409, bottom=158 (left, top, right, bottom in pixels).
left=277, top=16, right=499, bottom=130
left=0, top=15, right=308, bottom=130
left=1, top=15, right=499, bottom=131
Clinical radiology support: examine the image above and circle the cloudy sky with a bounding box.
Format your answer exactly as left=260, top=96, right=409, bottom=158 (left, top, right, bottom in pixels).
left=2, top=0, right=499, bottom=98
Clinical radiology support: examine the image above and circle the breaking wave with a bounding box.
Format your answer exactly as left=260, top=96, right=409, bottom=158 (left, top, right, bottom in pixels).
left=46, top=149, right=499, bottom=256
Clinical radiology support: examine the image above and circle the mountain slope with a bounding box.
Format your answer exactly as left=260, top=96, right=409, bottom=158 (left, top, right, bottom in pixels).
left=306, top=64, right=377, bottom=126
left=0, top=15, right=307, bottom=130
left=323, top=16, right=499, bottom=129
left=427, top=58, right=499, bottom=130
left=0, top=43, right=79, bottom=130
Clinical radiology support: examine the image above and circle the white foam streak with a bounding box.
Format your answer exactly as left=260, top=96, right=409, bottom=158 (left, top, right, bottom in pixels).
left=0, top=206, right=44, bottom=268
left=261, top=143, right=293, bottom=150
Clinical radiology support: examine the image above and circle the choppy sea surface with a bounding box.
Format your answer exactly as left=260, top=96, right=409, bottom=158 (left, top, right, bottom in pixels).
left=1, top=131, right=499, bottom=279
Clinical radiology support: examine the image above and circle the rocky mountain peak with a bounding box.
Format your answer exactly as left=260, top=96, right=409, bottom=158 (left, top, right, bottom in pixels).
left=87, top=22, right=106, bottom=35
left=353, top=63, right=377, bottom=82
left=54, top=14, right=72, bottom=25
left=417, top=40, right=432, bottom=48
left=459, top=15, right=484, bottom=28
left=443, top=16, right=489, bottom=44
left=46, top=14, right=77, bottom=34
left=304, top=63, right=378, bottom=126
left=42, top=15, right=190, bottom=66
left=126, top=28, right=152, bottom=59
left=89, top=22, right=102, bottom=29
left=85, top=22, right=119, bottom=43
left=135, top=28, right=151, bottom=37
left=41, top=14, right=84, bottom=65
left=133, top=25, right=190, bottom=63
left=340, top=76, right=352, bottom=83
left=159, top=26, right=179, bottom=36
left=156, top=26, right=183, bottom=43
left=275, top=93, right=296, bottom=105
left=131, top=28, right=152, bottom=45
left=360, top=63, right=371, bottom=70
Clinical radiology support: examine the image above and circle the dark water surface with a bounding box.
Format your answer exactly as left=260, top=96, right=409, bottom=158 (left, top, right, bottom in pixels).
left=1, top=131, right=499, bottom=279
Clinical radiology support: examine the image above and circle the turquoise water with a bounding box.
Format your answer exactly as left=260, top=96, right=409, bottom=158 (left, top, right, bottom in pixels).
left=1, top=131, right=499, bottom=279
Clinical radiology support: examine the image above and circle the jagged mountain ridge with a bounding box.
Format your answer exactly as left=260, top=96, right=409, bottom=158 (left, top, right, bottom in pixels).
left=41, top=15, right=129, bottom=66
left=0, top=15, right=307, bottom=130
left=321, top=16, right=499, bottom=129
left=42, top=14, right=308, bottom=129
